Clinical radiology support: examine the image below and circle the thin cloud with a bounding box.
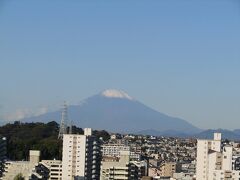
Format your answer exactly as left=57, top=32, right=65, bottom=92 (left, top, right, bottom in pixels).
left=3, top=107, right=49, bottom=121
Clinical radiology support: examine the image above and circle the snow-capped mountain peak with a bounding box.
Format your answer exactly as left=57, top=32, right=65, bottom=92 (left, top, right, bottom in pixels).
left=101, top=89, right=133, bottom=100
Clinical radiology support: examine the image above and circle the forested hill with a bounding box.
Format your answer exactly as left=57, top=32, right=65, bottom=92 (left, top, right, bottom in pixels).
left=0, top=121, right=110, bottom=161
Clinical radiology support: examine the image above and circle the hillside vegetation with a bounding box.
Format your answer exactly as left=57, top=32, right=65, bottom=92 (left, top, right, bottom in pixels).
left=0, top=121, right=109, bottom=160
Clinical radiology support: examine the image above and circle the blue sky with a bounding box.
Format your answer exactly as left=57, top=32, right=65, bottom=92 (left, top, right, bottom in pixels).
left=0, top=0, right=240, bottom=129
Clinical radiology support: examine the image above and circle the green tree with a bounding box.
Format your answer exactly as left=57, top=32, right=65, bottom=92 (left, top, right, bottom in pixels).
left=0, top=121, right=110, bottom=160
left=14, top=173, right=24, bottom=180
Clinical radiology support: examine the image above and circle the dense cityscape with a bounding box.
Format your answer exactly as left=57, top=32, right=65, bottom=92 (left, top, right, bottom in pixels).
left=0, top=104, right=239, bottom=180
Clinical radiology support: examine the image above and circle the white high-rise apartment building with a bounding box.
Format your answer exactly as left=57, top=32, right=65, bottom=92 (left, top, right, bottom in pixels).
left=196, top=133, right=240, bottom=180
left=196, top=133, right=221, bottom=180
left=62, top=128, right=101, bottom=180
left=222, top=146, right=233, bottom=171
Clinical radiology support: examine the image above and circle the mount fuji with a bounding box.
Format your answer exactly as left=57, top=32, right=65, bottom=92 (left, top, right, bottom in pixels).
left=21, top=89, right=201, bottom=134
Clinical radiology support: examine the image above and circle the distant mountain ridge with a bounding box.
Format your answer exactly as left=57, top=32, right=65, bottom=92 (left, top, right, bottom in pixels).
left=137, top=128, right=240, bottom=140
left=195, top=129, right=240, bottom=140
left=136, top=129, right=190, bottom=138
left=233, top=129, right=240, bottom=135
left=21, top=89, right=201, bottom=134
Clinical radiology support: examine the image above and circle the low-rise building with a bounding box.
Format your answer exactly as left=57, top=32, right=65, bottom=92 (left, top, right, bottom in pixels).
left=30, top=160, right=62, bottom=180
left=102, top=143, right=140, bottom=161
left=160, top=162, right=177, bottom=177
left=2, top=150, right=40, bottom=180
left=101, top=151, right=147, bottom=180
left=42, top=160, right=62, bottom=180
